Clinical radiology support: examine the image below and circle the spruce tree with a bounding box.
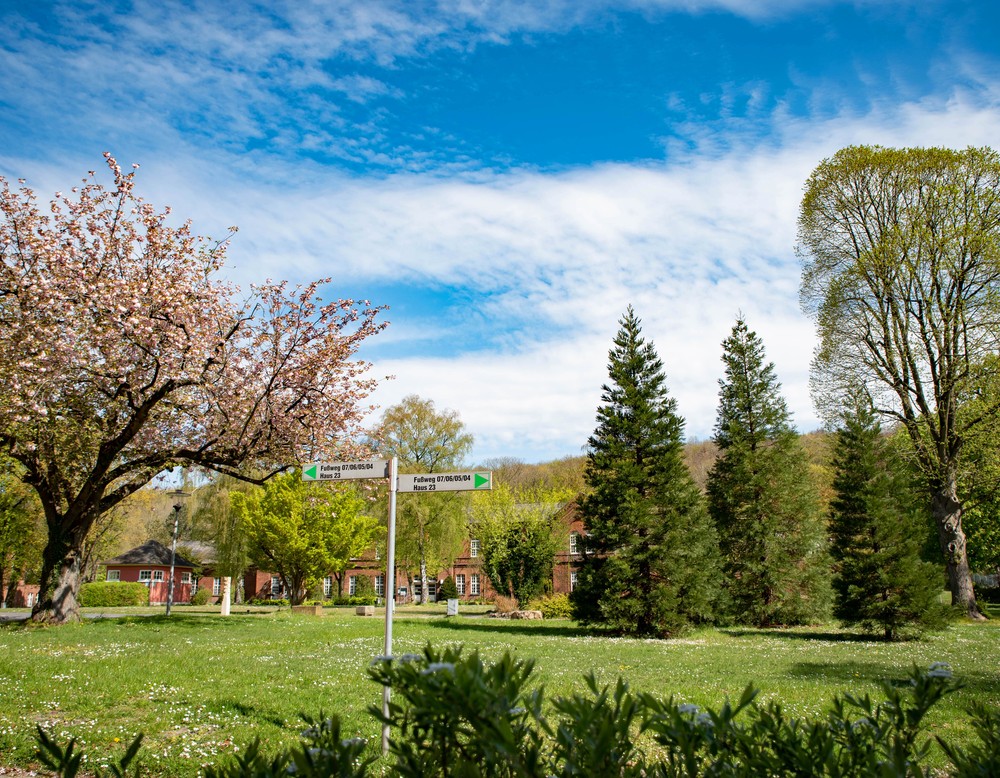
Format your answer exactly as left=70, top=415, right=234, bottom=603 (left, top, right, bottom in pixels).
left=572, top=306, right=721, bottom=637
left=829, top=397, right=948, bottom=639
left=707, top=317, right=831, bottom=626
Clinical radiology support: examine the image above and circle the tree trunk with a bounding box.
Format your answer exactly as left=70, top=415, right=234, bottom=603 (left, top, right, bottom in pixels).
left=32, top=524, right=85, bottom=624
left=931, top=482, right=985, bottom=621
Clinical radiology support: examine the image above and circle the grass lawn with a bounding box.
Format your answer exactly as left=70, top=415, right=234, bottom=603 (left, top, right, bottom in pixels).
left=0, top=607, right=997, bottom=776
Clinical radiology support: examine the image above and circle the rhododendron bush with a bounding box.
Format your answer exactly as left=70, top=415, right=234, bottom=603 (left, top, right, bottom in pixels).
left=0, top=155, right=385, bottom=623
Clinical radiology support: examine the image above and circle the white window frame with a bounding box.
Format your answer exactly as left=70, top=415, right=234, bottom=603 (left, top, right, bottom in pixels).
left=456, top=574, right=465, bottom=595
left=152, top=570, right=165, bottom=582
left=106, top=570, right=120, bottom=582
left=374, top=575, right=385, bottom=597
left=569, top=532, right=579, bottom=555
left=213, top=577, right=222, bottom=596
left=470, top=574, right=480, bottom=596
left=181, top=572, right=192, bottom=585
left=323, top=576, right=333, bottom=597
left=349, top=575, right=357, bottom=596
left=271, top=576, right=282, bottom=597
left=570, top=571, right=578, bottom=592
left=139, top=570, right=152, bottom=582
left=470, top=539, right=479, bottom=558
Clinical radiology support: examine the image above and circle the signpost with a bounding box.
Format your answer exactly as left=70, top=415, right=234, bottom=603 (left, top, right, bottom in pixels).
left=301, top=460, right=389, bottom=481
left=397, top=471, right=492, bottom=493
left=299, top=458, right=491, bottom=753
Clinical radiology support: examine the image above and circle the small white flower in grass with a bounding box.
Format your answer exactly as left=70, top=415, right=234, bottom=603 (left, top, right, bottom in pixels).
left=421, top=662, right=455, bottom=675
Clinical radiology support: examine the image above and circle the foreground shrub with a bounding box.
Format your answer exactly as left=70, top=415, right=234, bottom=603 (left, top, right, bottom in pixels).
left=78, top=582, right=149, bottom=607
left=35, top=650, right=999, bottom=777
left=526, top=593, right=572, bottom=619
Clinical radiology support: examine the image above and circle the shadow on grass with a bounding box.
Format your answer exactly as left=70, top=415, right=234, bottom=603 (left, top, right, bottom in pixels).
left=421, top=618, right=590, bottom=639
left=216, top=699, right=288, bottom=729
left=721, top=627, right=877, bottom=643
left=85, top=612, right=278, bottom=629
left=787, top=660, right=1000, bottom=698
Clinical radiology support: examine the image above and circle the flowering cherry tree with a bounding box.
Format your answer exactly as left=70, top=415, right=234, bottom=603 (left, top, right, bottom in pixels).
left=0, top=155, right=386, bottom=623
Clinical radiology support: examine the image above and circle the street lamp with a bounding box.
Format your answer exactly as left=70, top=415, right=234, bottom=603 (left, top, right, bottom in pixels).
left=166, top=489, right=190, bottom=616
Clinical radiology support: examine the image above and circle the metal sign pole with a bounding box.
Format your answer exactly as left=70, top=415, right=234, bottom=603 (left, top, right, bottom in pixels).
left=381, top=456, right=398, bottom=756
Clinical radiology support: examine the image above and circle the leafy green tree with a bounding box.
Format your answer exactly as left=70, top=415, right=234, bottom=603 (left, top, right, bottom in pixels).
left=231, top=472, right=382, bottom=605
left=707, top=317, right=831, bottom=626
left=953, top=356, right=1000, bottom=584
left=0, top=469, right=44, bottom=605
left=798, top=145, right=1000, bottom=619
left=188, top=475, right=258, bottom=602
left=573, top=307, right=721, bottom=637
left=471, top=483, right=564, bottom=607
left=829, top=395, right=949, bottom=639
left=371, top=395, right=473, bottom=602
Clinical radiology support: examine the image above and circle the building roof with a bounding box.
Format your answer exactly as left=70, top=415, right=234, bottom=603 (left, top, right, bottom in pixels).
left=103, top=539, right=196, bottom=569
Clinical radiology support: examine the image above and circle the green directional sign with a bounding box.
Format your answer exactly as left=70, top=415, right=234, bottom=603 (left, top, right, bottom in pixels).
left=397, top=471, right=493, bottom=494
left=301, top=460, right=390, bottom=481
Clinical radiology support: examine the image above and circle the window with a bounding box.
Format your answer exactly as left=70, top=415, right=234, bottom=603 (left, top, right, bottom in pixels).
left=323, top=576, right=333, bottom=597
left=569, top=532, right=580, bottom=555
left=213, top=577, right=222, bottom=596
left=456, top=574, right=465, bottom=595
left=570, top=571, right=578, bottom=592
left=271, top=576, right=282, bottom=596
left=374, top=575, right=385, bottom=597
left=106, top=570, right=120, bottom=582
left=470, top=539, right=479, bottom=558
left=152, top=570, right=165, bottom=582
left=349, top=575, right=357, bottom=596
left=470, top=574, right=480, bottom=596
left=375, top=545, right=380, bottom=561
left=139, top=570, right=152, bottom=582
left=181, top=572, right=192, bottom=585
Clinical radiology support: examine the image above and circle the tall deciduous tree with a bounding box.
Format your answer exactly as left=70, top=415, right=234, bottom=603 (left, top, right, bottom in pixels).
left=828, top=396, right=948, bottom=639
left=798, top=145, right=1000, bottom=619
left=0, top=156, right=385, bottom=623
left=231, top=472, right=382, bottom=605
left=371, top=395, right=473, bottom=601
left=0, top=467, right=43, bottom=606
left=573, top=307, right=721, bottom=637
left=706, top=317, right=831, bottom=626
left=471, top=483, right=566, bottom=607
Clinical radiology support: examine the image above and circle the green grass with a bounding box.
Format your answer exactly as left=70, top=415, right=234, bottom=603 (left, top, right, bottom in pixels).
left=1, top=609, right=997, bottom=776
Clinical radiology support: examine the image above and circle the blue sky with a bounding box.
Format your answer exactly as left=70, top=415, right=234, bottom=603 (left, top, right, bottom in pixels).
left=2, top=0, right=999, bottom=464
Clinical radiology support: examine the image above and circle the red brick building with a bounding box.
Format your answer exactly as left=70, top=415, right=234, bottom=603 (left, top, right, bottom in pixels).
left=103, top=539, right=197, bottom=605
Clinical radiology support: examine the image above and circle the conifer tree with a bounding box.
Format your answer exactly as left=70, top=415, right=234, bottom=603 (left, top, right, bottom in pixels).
left=829, top=397, right=949, bottom=639
left=707, top=317, right=831, bottom=626
left=572, top=307, right=721, bottom=637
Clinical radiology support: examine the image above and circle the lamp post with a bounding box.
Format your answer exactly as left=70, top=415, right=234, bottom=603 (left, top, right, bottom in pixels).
left=166, top=489, right=190, bottom=616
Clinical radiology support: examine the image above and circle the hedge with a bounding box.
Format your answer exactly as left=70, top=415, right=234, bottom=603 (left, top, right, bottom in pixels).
left=78, top=581, right=149, bottom=607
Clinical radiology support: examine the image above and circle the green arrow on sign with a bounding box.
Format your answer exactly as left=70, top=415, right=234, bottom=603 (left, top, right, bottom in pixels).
left=474, top=473, right=491, bottom=489
left=304, top=465, right=318, bottom=480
